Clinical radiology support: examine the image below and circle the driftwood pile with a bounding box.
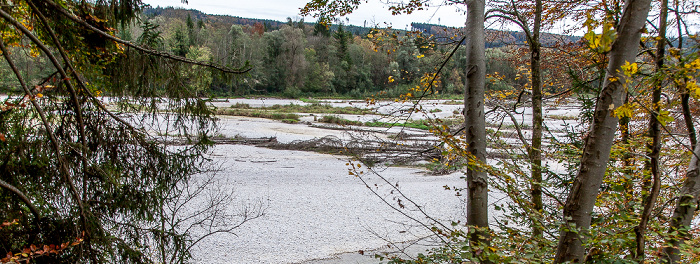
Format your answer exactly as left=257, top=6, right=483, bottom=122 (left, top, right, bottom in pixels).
left=200, top=134, right=441, bottom=165
left=268, top=135, right=441, bottom=165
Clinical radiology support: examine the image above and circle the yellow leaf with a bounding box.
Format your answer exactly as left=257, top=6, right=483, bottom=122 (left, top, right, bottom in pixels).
left=613, top=103, right=637, bottom=119
left=688, top=81, right=700, bottom=99
left=686, top=58, right=700, bottom=69
left=621, top=61, right=638, bottom=76
left=657, top=110, right=674, bottom=126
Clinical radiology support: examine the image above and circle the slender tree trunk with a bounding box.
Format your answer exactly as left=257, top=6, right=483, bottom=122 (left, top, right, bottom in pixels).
left=662, top=6, right=700, bottom=253
left=681, top=93, right=696, bottom=149
left=529, top=0, right=544, bottom=239
left=635, top=0, right=667, bottom=260
left=464, top=0, right=490, bottom=261
left=673, top=3, right=697, bottom=151
left=554, top=0, right=652, bottom=261
left=661, top=141, right=700, bottom=263
left=620, top=93, right=634, bottom=196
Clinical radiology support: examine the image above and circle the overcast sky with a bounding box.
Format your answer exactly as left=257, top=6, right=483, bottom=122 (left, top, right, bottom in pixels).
left=141, top=0, right=474, bottom=29
left=140, top=0, right=700, bottom=36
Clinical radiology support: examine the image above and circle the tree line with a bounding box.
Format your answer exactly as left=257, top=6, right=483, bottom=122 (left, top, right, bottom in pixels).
left=109, top=7, right=582, bottom=99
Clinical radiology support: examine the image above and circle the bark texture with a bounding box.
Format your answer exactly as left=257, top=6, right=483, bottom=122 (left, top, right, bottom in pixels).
left=553, top=0, right=652, bottom=261
left=529, top=0, right=544, bottom=238
left=464, top=0, right=490, bottom=261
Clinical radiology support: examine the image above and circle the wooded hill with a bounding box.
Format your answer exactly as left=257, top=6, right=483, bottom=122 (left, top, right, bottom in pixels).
left=123, top=6, right=583, bottom=98
left=144, top=7, right=580, bottom=48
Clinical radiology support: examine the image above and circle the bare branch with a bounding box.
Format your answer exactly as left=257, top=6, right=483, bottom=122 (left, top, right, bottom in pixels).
left=0, top=178, right=41, bottom=220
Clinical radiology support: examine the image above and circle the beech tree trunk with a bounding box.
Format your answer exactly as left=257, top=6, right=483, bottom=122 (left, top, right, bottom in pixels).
left=662, top=133, right=700, bottom=263
left=554, top=0, right=652, bottom=261
left=464, top=0, right=490, bottom=261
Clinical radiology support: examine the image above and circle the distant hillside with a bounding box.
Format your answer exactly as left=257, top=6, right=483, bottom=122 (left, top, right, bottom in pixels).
left=144, top=7, right=287, bottom=29
left=143, top=7, right=372, bottom=35
left=410, top=22, right=581, bottom=48
left=142, top=7, right=580, bottom=47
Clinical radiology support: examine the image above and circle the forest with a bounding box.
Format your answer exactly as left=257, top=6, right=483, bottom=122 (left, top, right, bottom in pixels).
left=1, top=0, right=700, bottom=263
left=77, top=7, right=578, bottom=98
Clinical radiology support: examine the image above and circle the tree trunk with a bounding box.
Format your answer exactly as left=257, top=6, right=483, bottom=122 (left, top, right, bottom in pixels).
left=681, top=93, right=696, bottom=150
left=663, top=10, right=698, bottom=261
left=554, top=0, right=652, bottom=261
left=530, top=0, right=544, bottom=239
left=635, top=0, right=666, bottom=261
left=464, top=0, right=490, bottom=261
left=662, top=142, right=700, bottom=263
left=674, top=3, right=697, bottom=151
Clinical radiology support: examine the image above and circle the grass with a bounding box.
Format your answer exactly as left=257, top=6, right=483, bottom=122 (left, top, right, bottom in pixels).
left=230, top=102, right=251, bottom=108
left=230, top=102, right=374, bottom=115
left=366, top=117, right=463, bottom=131
left=269, top=103, right=373, bottom=115
left=220, top=102, right=467, bottom=130
left=299, top=98, right=323, bottom=104
left=217, top=108, right=300, bottom=123
left=548, top=114, right=578, bottom=120
left=317, top=115, right=364, bottom=126
left=281, top=119, right=299, bottom=124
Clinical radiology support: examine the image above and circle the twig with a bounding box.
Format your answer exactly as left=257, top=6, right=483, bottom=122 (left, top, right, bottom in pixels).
left=352, top=165, right=452, bottom=246
left=488, top=104, right=532, bottom=152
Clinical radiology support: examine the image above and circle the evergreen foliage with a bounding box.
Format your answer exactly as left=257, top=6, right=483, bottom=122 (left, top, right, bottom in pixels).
left=0, top=0, right=256, bottom=263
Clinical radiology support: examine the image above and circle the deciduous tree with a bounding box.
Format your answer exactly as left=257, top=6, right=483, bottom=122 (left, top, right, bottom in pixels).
left=554, top=0, right=653, bottom=261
